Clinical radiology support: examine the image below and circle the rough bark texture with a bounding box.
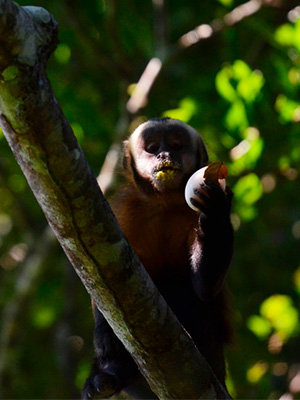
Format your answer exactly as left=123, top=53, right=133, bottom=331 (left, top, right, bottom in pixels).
left=0, top=1, right=231, bottom=398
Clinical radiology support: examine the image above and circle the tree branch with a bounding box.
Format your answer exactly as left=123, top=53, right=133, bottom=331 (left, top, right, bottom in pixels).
left=178, top=0, right=263, bottom=48
left=0, top=1, right=230, bottom=398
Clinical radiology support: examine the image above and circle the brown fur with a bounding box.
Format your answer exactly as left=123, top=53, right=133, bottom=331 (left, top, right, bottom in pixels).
left=111, top=184, right=197, bottom=279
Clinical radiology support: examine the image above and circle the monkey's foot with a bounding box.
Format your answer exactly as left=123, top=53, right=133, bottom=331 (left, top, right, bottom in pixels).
left=81, top=371, right=119, bottom=399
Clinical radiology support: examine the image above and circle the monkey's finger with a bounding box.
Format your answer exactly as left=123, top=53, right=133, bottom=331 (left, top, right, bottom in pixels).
left=201, top=182, right=228, bottom=204
left=193, top=187, right=211, bottom=201
left=194, top=185, right=210, bottom=198
left=190, top=195, right=208, bottom=212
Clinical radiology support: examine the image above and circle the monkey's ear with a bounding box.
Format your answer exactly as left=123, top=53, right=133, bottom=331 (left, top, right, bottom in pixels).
left=196, top=136, right=209, bottom=169
left=123, top=140, right=131, bottom=170
left=122, top=140, right=138, bottom=183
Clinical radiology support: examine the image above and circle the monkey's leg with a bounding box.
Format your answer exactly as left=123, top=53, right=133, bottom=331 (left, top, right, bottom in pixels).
left=82, top=307, right=139, bottom=399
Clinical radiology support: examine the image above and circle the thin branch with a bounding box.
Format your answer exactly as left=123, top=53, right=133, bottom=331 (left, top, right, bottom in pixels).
left=288, top=5, right=300, bottom=22
left=179, top=0, right=263, bottom=47
left=126, top=57, right=162, bottom=114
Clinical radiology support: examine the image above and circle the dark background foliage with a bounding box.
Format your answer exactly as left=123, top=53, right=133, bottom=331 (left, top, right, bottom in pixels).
left=1, top=0, right=300, bottom=398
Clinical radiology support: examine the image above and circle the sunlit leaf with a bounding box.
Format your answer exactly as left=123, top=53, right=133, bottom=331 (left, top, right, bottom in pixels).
left=217, top=0, right=233, bottom=6
left=215, top=66, right=237, bottom=103
left=238, top=206, right=258, bottom=221
left=275, top=94, right=300, bottom=123
left=229, top=134, right=264, bottom=175
left=233, top=60, right=252, bottom=80
left=225, top=100, right=248, bottom=132
left=275, top=24, right=295, bottom=46
left=237, top=71, right=264, bottom=103
left=275, top=19, right=300, bottom=52
left=232, top=173, right=263, bottom=221
left=216, top=60, right=264, bottom=107
left=54, top=43, right=71, bottom=64
left=225, top=370, right=236, bottom=399
left=260, top=295, right=291, bottom=320
left=260, top=295, right=299, bottom=340
left=162, top=97, right=197, bottom=123
left=247, top=315, right=272, bottom=339
left=233, top=173, right=263, bottom=205
left=247, top=362, right=268, bottom=384
left=32, top=306, right=57, bottom=329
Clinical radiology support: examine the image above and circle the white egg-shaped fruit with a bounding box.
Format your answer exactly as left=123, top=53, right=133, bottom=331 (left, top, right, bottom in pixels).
left=185, top=166, right=226, bottom=211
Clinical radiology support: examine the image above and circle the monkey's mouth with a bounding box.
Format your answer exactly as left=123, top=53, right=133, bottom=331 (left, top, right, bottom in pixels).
left=155, top=160, right=180, bottom=172
left=154, top=161, right=180, bottom=182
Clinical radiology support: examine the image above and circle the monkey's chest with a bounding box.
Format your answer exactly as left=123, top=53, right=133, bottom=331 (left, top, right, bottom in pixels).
left=124, top=216, right=196, bottom=279
left=144, top=240, right=190, bottom=278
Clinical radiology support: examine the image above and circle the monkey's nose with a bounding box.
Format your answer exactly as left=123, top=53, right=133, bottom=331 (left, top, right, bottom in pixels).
left=157, top=151, right=170, bottom=160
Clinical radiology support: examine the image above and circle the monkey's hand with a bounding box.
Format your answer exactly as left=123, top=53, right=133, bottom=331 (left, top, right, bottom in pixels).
left=189, top=182, right=233, bottom=225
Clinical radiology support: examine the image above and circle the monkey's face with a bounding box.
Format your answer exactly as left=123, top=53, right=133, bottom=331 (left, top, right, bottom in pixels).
left=125, top=119, right=209, bottom=194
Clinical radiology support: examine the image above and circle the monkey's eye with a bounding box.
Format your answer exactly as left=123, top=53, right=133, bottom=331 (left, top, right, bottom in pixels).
left=169, top=140, right=183, bottom=150
left=146, top=142, right=160, bottom=153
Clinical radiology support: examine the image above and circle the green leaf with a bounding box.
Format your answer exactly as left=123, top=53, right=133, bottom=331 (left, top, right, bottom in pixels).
left=229, top=128, right=264, bottom=175
left=275, top=94, right=300, bottom=123
left=247, top=315, right=272, bottom=339
left=217, top=0, right=233, bottom=6
left=246, top=362, right=268, bottom=384
left=237, top=72, right=264, bottom=103
left=162, top=97, right=197, bottom=123
left=215, top=65, right=237, bottom=102
left=260, top=295, right=299, bottom=340
left=216, top=60, right=264, bottom=106
left=233, top=173, right=263, bottom=205
left=225, top=100, right=248, bottom=132
left=274, top=19, right=300, bottom=53
left=232, top=60, right=252, bottom=80
left=274, top=24, right=295, bottom=46
left=54, top=43, right=71, bottom=65
left=232, top=173, right=263, bottom=221
left=32, top=306, right=57, bottom=329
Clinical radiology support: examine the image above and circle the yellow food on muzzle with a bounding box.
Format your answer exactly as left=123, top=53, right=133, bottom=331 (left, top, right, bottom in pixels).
left=155, top=169, right=177, bottom=181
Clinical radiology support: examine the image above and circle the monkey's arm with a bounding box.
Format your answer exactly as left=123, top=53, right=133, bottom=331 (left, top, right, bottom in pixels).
left=189, top=183, right=234, bottom=301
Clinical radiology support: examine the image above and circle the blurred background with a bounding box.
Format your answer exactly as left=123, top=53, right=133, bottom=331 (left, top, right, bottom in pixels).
left=1, top=0, right=300, bottom=398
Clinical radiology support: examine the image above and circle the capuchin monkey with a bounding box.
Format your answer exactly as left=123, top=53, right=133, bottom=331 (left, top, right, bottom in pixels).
left=82, top=117, right=234, bottom=399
